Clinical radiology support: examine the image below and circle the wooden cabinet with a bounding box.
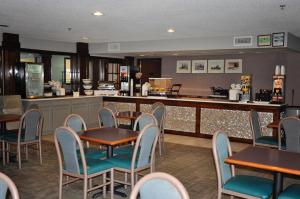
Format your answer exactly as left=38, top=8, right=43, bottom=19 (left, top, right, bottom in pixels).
left=137, top=58, right=161, bottom=84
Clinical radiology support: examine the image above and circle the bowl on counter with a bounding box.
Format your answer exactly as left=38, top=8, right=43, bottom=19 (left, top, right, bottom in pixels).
left=83, top=84, right=93, bottom=89
left=84, top=90, right=94, bottom=96
left=82, top=79, right=92, bottom=84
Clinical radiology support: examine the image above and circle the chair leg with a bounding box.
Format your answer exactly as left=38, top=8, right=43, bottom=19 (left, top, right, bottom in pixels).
left=124, top=173, right=128, bottom=189
left=217, top=190, right=222, bottom=199
left=39, top=141, right=43, bottom=165
left=110, top=169, right=114, bottom=199
left=2, top=141, right=5, bottom=166
left=158, top=135, right=162, bottom=156
left=83, top=177, right=88, bottom=199
left=17, top=144, right=21, bottom=169
left=25, top=144, right=29, bottom=161
left=6, top=143, right=10, bottom=164
left=59, top=172, right=63, bottom=199
left=131, top=172, right=135, bottom=190
left=230, top=196, right=234, bottom=199
left=102, top=173, right=106, bottom=198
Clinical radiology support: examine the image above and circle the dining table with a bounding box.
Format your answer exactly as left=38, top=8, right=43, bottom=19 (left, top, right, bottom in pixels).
left=116, top=111, right=142, bottom=129
left=0, top=114, right=21, bottom=135
left=225, top=146, right=300, bottom=199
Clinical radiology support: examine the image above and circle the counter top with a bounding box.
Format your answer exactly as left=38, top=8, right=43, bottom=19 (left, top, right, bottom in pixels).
left=21, top=95, right=102, bottom=102
left=103, top=95, right=285, bottom=107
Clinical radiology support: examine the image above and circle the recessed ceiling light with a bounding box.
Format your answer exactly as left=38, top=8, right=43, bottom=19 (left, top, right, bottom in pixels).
left=93, top=11, right=104, bottom=16
left=167, top=28, right=175, bottom=33
left=82, top=36, right=89, bottom=40
left=139, top=55, right=145, bottom=57
left=172, top=53, right=179, bottom=56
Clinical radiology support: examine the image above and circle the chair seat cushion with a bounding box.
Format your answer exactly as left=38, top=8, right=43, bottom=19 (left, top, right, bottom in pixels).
left=223, top=175, right=273, bottom=199
left=77, top=148, right=107, bottom=159
left=114, top=145, right=134, bottom=156
left=3, top=132, right=37, bottom=142
left=79, top=158, right=113, bottom=175
left=107, top=154, right=133, bottom=170
left=256, top=136, right=278, bottom=146
left=278, top=184, right=300, bottom=199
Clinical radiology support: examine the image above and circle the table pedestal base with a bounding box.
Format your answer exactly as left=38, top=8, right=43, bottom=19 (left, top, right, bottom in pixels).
left=273, top=172, right=283, bottom=199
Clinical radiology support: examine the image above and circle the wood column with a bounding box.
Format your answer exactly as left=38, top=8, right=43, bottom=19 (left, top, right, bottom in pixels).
left=1, top=33, right=20, bottom=95
left=41, top=53, right=52, bottom=82
left=76, top=42, right=89, bottom=94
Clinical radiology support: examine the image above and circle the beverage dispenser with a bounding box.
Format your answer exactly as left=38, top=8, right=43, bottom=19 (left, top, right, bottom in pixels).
left=120, top=66, right=130, bottom=96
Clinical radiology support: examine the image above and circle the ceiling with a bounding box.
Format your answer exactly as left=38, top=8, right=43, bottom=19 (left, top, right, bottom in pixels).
left=0, top=0, right=300, bottom=44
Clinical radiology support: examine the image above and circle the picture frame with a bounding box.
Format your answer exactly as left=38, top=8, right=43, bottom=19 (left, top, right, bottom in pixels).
left=176, top=60, right=191, bottom=73
left=225, top=59, right=243, bottom=73
left=191, top=60, right=207, bottom=73
left=208, top=60, right=224, bottom=73
left=257, top=34, right=271, bottom=47
left=272, top=32, right=285, bottom=47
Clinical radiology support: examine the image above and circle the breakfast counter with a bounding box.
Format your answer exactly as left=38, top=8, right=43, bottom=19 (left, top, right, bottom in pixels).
left=22, top=95, right=103, bottom=134
left=103, top=96, right=285, bottom=142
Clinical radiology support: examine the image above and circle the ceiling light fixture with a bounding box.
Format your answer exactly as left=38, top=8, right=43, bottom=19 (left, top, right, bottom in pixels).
left=82, top=36, right=89, bottom=40
left=139, top=55, right=145, bottom=57
left=167, top=28, right=175, bottom=33
left=93, top=11, right=104, bottom=16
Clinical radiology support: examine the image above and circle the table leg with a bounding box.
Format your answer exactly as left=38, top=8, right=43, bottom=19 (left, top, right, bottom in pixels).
left=273, top=172, right=283, bottom=199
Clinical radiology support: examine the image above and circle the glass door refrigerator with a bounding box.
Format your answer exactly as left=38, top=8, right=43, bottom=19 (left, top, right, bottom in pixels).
left=120, top=65, right=130, bottom=96
left=16, top=63, right=44, bottom=98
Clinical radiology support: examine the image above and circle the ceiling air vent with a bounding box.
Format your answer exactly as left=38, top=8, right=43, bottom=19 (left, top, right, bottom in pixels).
left=233, top=36, right=253, bottom=47
left=107, top=43, right=121, bottom=51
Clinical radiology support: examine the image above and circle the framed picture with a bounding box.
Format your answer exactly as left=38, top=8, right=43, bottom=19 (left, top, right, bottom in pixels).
left=191, top=60, right=207, bottom=73
left=176, top=60, right=191, bottom=73
left=208, top=60, right=224, bottom=73
left=272, top=32, right=285, bottom=47
left=225, top=59, right=243, bottom=73
left=257, top=34, right=271, bottom=46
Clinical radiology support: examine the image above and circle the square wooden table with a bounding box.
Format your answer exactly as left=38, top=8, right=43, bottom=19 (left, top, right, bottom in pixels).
left=80, top=127, right=139, bottom=158
left=116, top=111, right=142, bottom=129
left=0, top=114, right=21, bottom=135
left=225, top=146, right=300, bottom=199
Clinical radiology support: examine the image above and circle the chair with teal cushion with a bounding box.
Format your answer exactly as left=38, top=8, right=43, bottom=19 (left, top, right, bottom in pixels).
left=130, top=172, right=190, bottom=199
left=278, top=117, right=300, bottom=152
left=54, top=126, right=114, bottom=199
left=115, top=113, right=158, bottom=156
left=98, top=107, right=118, bottom=128
left=249, top=110, right=278, bottom=148
left=3, top=109, right=43, bottom=169
left=151, top=103, right=166, bottom=156
left=108, top=124, right=159, bottom=190
left=64, top=114, right=106, bottom=159
left=212, top=131, right=273, bottom=199
left=0, top=172, right=19, bottom=199
left=278, top=184, right=300, bottom=199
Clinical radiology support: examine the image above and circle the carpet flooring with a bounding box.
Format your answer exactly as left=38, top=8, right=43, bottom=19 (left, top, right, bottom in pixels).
left=0, top=141, right=298, bottom=199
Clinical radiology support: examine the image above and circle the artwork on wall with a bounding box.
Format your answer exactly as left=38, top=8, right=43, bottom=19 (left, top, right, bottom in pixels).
left=272, top=32, right=285, bottom=47
left=207, top=60, right=224, bottom=73
left=257, top=34, right=271, bottom=47
left=176, top=60, right=191, bottom=73
left=225, top=59, right=243, bottom=73
left=191, top=60, right=207, bottom=73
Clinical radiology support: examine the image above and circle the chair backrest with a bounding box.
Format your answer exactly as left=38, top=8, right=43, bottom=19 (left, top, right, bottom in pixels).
left=284, top=107, right=300, bottom=117
left=98, top=107, right=118, bottom=128
left=0, top=172, right=20, bottom=199
left=64, top=114, right=87, bottom=134
left=212, top=131, right=234, bottom=190
left=131, top=124, right=159, bottom=170
left=279, top=117, right=300, bottom=152
left=105, top=103, right=118, bottom=114
left=130, top=172, right=190, bottom=199
left=54, top=126, right=87, bottom=175
left=133, top=113, right=158, bottom=131
left=151, top=104, right=165, bottom=130
left=19, top=109, right=43, bottom=142
left=249, top=110, right=262, bottom=142
left=151, top=102, right=164, bottom=111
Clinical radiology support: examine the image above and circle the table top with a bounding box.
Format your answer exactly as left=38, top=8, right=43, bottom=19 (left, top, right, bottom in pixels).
left=80, top=127, right=139, bottom=146
left=225, top=146, right=300, bottom=176
left=116, top=111, right=142, bottom=120
left=0, top=114, right=21, bottom=123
